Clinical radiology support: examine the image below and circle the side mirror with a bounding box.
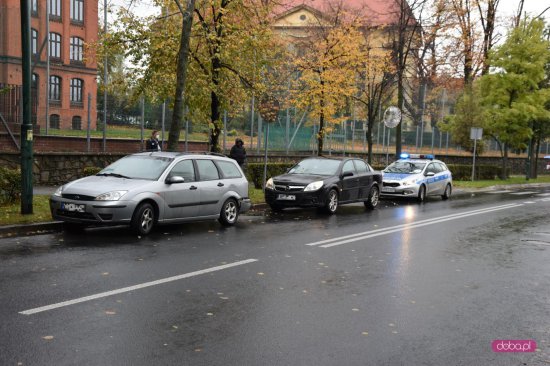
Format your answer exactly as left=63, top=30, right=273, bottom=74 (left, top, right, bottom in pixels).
left=425, top=172, right=435, bottom=177
left=342, top=171, right=354, bottom=178
left=166, top=176, right=185, bottom=184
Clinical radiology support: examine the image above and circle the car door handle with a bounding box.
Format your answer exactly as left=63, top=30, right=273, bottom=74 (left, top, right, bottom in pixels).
left=190, top=186, right=198, bottom=190
left=217, top=182, right=224, bottom=187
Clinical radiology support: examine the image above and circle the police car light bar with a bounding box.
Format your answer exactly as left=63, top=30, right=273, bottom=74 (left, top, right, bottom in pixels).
left=400, top=153, right=434, bottom=160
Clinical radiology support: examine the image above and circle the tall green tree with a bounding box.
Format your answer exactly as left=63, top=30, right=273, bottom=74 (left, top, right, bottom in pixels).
left=479, top=18, right=550, bottom=177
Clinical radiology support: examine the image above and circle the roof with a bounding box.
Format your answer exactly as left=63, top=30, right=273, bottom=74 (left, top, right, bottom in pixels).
left=273, top=0, right=404, bottom=26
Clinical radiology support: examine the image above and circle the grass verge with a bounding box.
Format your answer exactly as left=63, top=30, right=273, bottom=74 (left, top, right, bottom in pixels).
left=453, top=175, right=550, bottom=189
left=0, top=195, right=51, bottom=226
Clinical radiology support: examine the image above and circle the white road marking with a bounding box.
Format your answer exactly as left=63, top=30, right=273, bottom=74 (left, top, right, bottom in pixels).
left=523, top=201, right=536, bottom=204
left=535, top=193, right=550, bottom=197
left=486, top=190, right=512, bottom=194
left=19, top=259, right=258, bottom=315
left=509, top=191, right=537, bottom=195
left=305, top=203, right=523, bottom=249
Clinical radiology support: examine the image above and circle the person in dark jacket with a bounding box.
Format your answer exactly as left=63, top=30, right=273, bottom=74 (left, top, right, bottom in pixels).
left=229, top=138, right=247, bottom=167
left=145, top=130, right=161, bottom=151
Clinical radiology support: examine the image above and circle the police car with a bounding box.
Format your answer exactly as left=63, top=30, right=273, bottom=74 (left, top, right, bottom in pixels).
left=381, top=153, right=452, bottom=202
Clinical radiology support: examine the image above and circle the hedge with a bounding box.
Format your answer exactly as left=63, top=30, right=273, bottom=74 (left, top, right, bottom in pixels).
left=0, top=166, right=21, bottom=204
left=447, top=164, right=507, bottom=181
left=246, top=162, right=295, bottom=189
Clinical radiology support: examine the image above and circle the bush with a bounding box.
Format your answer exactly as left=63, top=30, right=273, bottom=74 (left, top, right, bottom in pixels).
left=447, top=164, right=506, bottom=181
left=246, top=162, right=295, bottom=189
left=83, top=166, right=102, bottom=177
left=0, top=166, right=21, bottom=204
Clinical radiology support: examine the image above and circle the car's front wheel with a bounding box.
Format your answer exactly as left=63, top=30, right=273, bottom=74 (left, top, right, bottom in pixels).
left=219, top=198, right=239, bottom=226
left=131, top=202, right=155, bottom=235
left=417, top=185, right=427, bottom=203
left=442, top=183, right=452, bottom=200
left=364, top=185, right=380, bottom=209
left=324, top=189, right=339, bottom=214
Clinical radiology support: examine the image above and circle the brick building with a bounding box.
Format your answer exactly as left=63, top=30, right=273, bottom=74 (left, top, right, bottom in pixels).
left=0, top=0, right=98, bottom=130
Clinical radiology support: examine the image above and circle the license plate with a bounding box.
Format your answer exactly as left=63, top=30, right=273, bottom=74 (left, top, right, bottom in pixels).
left=382, top=187, right=395, bottom=193
left=61, top=203, right=86, bottom=212
left=277, top=194, right=296, bottom=201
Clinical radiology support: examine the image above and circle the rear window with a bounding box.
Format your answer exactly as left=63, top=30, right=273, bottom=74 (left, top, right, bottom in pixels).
left=216, top=160, right=242, bottom=179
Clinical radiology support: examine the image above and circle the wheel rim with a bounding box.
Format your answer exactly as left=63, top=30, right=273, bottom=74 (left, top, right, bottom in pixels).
left=370, top=187, right=379, bottom=206
left=140, top=207, right=154, bottom=232
left=328, top=191, right=338, bottom=212
left=225, top=201, right=237, bottom=223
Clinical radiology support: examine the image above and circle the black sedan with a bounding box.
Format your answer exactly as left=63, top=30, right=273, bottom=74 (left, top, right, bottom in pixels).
left=264, top=157, right=382, bottom=214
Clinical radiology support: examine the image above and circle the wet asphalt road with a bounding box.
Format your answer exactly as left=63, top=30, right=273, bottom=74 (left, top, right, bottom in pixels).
left=1, top=187, right=550, bottom=366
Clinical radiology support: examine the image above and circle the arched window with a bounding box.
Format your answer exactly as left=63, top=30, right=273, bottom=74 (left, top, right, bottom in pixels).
left=32, top=73, right=39, bottom=90
left=70, top=37, right=84, bottom=62
left=49, top=75, right=61, bottom=101
left=49, top=32, right=61, bottom=59
left=32, top=0, right=38, bottom=14
left=70, top=78, right=83, bottom=104
left=71, top=0, right=84, bottom=22
left=31, top=29, right=38, bottom=55
left=72, top=116, right=82, bottom=130
left=50, top=114, right=60, bottom=129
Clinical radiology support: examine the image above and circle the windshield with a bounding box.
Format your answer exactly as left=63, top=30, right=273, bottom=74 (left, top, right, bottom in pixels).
left=98, top=155, right=173, bottom=180
left=288, top=159, right=341, bottom=176
left=384, top=161, right=426, bottom=174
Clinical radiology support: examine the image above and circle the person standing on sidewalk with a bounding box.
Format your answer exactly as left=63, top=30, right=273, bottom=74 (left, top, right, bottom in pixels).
left=229, top=138, right=247, bottom=168
left=145, top=130, right=161, bottom=152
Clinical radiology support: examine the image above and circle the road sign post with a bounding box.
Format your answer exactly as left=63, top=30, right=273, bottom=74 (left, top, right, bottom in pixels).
left=470, top=127, right=483, bottom=181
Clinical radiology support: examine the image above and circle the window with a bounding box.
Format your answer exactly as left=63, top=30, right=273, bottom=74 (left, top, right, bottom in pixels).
left=31, top=29, right=38, bottom=55
left=32, top=73, right=39, bottom=91
left=71, top=0, right=84, bottom=22
left=342, top=160, right=356, bottom=175
left=72, top=116, right=82, bottom=130
left=168, top=160, right=195, bottom=182
left=70, top=37, right=84, bottom=62
left=49, top=33, right=61, bottom=59
left=196, top=160, right=220, bottom=181
left=49, top=0, right=61, bottom=17
left=70, top=78, right=83, bottom=103
left=216, top=161, right=242, bottom=179
left=49, top=75, right=61, bottom=101
left=353, top=160, right=368, bottom=174
left=50, top=114, right=60, bottom=129
left=32, top=0, right=38, bottom=14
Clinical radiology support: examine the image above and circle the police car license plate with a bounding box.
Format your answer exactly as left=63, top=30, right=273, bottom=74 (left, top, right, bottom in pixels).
left=382, top=187, right=395, bottom=193
left=61, top=203, right=86, bottom=212
left=277, top=194, right=296, bottom=201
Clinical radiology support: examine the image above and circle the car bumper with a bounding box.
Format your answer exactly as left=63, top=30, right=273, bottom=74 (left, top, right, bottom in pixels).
left=240, top=198, right=252, bottom=213
left=50, top=196, right=138, bottom=225
left=380, top=184, right=420, bottom=197
left=264, top=189, right=325, bottom=208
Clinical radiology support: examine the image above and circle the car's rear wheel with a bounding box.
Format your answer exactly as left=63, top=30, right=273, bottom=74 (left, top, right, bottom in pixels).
left=442, top=183, right=452, bottom=200
left=131, top=202, right=155, bottom=235
left=417, top=185, right=427, bottom=203
left=219, top=198, right=239, bottom=226
left=364, top=185, right=380, bottom=209
left=324, top=189, right=339, bottom=214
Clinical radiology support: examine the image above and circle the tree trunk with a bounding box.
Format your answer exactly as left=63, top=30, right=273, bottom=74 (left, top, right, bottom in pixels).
left=167, top=0, right=196, bottom=152
left=501, top=143, right=508, bottom=179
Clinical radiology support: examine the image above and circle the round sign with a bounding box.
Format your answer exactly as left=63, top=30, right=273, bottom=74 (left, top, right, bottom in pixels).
left=383, top=106, right=401, bottom=128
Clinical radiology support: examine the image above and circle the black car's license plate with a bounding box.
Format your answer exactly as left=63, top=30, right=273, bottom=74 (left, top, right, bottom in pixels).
left=61, top=203, right=86, bottom=212
left=277, top=194, right=296, bottom=201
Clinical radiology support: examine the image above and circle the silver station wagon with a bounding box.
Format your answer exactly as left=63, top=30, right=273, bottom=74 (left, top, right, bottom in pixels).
left=50, top=152, right=251, bottom=235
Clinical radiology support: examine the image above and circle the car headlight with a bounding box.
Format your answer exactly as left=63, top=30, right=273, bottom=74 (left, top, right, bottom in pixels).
left=304, top=181, right=324, bottom=192
left=95, top=190, right=128, bottom=201
left=266, top=178, right=275, bottom=190
left=53, top=186, right=63, bottom=197
left=402, top=180, right=416, bottom=186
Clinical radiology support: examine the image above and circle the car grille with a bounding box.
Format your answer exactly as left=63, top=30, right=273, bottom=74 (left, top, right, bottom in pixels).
left=274, top=184, right=305, bottom=192
left=383, top=182, right=400, bottom=187
left=56, top=210, right=96, bottom=220
left=62, top=194, right=96, bottom=201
